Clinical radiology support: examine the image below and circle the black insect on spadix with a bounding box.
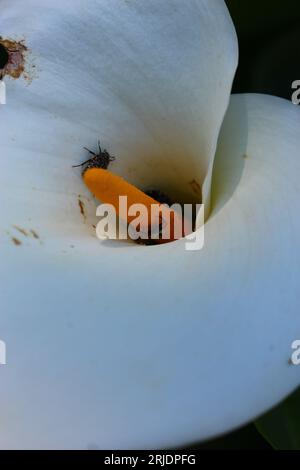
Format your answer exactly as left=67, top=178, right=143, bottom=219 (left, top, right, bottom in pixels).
left=73, top=140, right=115, bottom=174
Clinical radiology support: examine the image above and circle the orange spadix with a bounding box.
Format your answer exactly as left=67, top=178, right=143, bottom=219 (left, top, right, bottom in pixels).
left=83, top=168, right=192, bottom=244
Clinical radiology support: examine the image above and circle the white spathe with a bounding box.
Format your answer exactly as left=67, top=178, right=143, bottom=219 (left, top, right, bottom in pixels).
left=0, top=0, right=300, bottom=450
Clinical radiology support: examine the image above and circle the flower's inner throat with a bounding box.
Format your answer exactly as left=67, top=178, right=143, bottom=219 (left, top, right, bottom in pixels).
left=74, top=142, right=200, bottom=245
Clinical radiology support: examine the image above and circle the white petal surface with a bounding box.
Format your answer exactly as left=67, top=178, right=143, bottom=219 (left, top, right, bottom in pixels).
left=1, top=0, right=299, bottom=451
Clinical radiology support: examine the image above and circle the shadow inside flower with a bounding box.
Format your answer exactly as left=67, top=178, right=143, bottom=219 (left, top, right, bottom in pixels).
left=210, top=94, right=248, bottom=219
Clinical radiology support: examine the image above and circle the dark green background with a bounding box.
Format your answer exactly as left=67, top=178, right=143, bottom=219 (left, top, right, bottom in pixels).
left=227, top=0, right=300, bottom=99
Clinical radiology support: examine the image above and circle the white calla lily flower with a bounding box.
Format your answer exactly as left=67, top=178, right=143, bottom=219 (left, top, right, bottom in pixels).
left=0, top=0, right=300, bottom=449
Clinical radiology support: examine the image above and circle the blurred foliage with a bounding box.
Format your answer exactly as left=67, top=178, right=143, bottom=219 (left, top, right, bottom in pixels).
left=184, top=424, right=271, bottom=450
left=255, top=388, right=300, bottom=450
left=225, top=0, right=300, bottom=99
left=225, top=0, right=300, bottom=38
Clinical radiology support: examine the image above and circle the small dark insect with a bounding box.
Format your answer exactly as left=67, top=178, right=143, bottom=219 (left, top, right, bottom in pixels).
left=73, top=140, right=115, bottom=173
left=145, top=189, right=173, bottom=206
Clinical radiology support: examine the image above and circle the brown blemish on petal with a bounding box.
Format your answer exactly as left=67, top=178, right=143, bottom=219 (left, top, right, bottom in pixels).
left=13, top=225, right=28, bottom=237
left=10, top=226, right=41, bottom=243
left=189, top=179, right=201, bottom=196
left=30, top=229, right=39, bottom=239
left=78, top=197, right=86, bottom=220
left=11, top=237, right=22, bottom=246
left=0, top=37, right=29, bottom=81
